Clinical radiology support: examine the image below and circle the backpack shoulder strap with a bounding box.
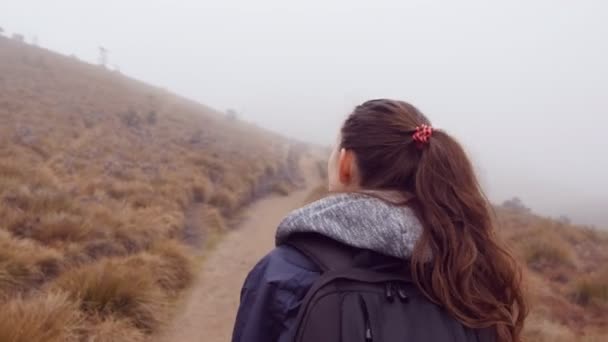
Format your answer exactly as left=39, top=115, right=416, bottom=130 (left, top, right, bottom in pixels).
left=284, top=233, right=357, bottom=272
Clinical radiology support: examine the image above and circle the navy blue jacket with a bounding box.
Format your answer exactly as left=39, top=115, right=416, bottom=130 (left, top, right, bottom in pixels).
left=231, top=244, right=496, bottom=342
left=232, top=245, right=320, bottom=342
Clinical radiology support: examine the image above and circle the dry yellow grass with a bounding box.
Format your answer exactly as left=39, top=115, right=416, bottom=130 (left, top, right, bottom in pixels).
left=524, top=314, right=577, bottom=342
left=0, top=292, right=83, bottom=342
left=0, top=229, right=63, bottom=298
left=0, top=35, right=304, bottom=339
left=490, top=207, right=608, bottom=339
left=518, top=227, right=577, bottom=268
left=272, top=181, right=295, bottom=196
left=572, top=267, right=608, bottom=306
left=526, top=315, right=607, bottom=342
left=51, top=258, right=169, bottom=334
left=82, top=316, right=146, bottom=342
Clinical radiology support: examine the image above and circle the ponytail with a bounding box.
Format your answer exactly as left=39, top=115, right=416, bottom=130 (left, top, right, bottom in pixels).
left=412, top=131, right=526, bottom=342
left=341, top=99, right=527, bottom=342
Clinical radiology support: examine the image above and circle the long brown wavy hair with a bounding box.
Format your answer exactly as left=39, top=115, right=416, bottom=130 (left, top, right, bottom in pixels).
left=340, top=99, right=527, bottom=342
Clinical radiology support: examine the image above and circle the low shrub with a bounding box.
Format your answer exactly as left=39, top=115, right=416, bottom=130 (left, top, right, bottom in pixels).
left=0, top=230, right=63, bottom=297
left=82, top=316, right=146, bottom=342
left=0, top=292, right=83, bottom=342
left=523, top=315, right=576, bottom=342
left=519, top=229, right=576, bottom=268
left=272, top=181, right=292, bottom=196
left=572, top=268, right=608, bottom=306
left=209, top=189, right=238, bottom=214
left=51, top=258, right=168, bottom=334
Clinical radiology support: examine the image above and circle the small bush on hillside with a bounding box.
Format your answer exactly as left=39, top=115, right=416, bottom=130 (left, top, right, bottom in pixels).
left=0, top=160, right=29, bottom=179
left=111, top=226, right=153, bottom=254
left=11, top=33, right=24, bottom=42
left=502, top=197, right=530, bottom=212
left=105, top=180, right=153, bottom=201
left=557, top=215, right=572, bottom=225
left=580, top=226, right=608, bottom=244
left=103, top=161, right=135, bottom=181
left=519, top=229, right=576, bottom=268
left=188, top=130, right=207, bottom=145
left=1, top=184, right=100, bottom=244
left=130, top=193, right=155, bottom=209
left=81, top=240, right=128, bottom=260
left=191, top=185, right=207, bottom=203
left=191, top=176, right=212, bottom=203
left=209, top=189, right=238, bottom=214
left=51, top=258, right=168, bottom=334
left=82, top=316, right=146, bottom=342
left=147, top=110, right=157, bottom=125
left=120, top=109, right=141, bottom=128
left=197, top=206, right=224, bottom=231
left=523, top=315, right=576, bottom=342
left=31, top=212, right=97, bottom=243
left=129, top=240, right=196, bottom=298
left=0, top=261, right=40, bottom=298
left=226, top=109, right=238, bottom=120
left=572, top=268, right=608, bottom=306
left=206, top=206, right=227, bottom=228
left=272, top=181, right=292, bottom=196
left=3, top=184, right=76, bottom=214
left=0, top=230, right=63, bottom=297
left=0, top=292, right=83, bottom=342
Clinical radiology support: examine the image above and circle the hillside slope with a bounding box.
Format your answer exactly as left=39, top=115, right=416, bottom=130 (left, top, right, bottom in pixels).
left=497, top=206, right=608, bottom=341
left=0, top=35, right=304, bottom=341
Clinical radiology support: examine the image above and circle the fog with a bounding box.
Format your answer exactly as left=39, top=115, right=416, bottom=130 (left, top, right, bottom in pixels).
left=2, top=0, right=607, bottom=227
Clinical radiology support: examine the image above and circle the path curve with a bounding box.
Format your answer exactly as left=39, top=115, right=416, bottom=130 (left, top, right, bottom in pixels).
left=157, top=157, right=319, bottom=342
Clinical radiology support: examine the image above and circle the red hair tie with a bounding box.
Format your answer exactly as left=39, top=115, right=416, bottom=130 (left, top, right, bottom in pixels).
left=412, top=124, right=433, bottom=147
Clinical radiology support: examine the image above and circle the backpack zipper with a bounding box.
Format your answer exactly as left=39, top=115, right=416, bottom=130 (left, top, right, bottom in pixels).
left=358, top=295, right=373, bottom=342
left=385, top=282, right=394, bottom=302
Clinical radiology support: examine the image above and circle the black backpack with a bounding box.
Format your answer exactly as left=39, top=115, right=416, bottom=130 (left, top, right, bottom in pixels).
left=285, top=233, right=494, bottom=342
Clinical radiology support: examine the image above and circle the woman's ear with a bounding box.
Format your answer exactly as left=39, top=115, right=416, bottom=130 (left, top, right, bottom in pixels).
left=338, top=148, right=356, bottom=186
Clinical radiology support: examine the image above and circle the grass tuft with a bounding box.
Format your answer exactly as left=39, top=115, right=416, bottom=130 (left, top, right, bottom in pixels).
left=572, top=268, right=608, bottom=306
left=51, top=259, right=168, bottom=334
left=0, top=292, right=83, bottom=342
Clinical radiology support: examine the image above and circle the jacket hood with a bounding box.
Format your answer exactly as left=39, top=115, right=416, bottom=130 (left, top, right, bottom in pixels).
left=276, top=191, right=423, bottom=260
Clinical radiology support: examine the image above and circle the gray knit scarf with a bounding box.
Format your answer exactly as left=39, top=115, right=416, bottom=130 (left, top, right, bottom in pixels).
left=276, top=191, right=423, bottom=260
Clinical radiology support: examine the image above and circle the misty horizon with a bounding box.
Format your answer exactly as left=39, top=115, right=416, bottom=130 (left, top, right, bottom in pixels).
left=1, top=0, right=607, bottom=227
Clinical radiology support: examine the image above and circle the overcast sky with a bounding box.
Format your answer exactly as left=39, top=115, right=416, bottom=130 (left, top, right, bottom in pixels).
left=1, top=0, right=607, bottom=227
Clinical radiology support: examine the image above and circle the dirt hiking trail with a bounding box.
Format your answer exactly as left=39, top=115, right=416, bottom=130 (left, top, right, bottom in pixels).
left=157, top=157, right=320, bottom=342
